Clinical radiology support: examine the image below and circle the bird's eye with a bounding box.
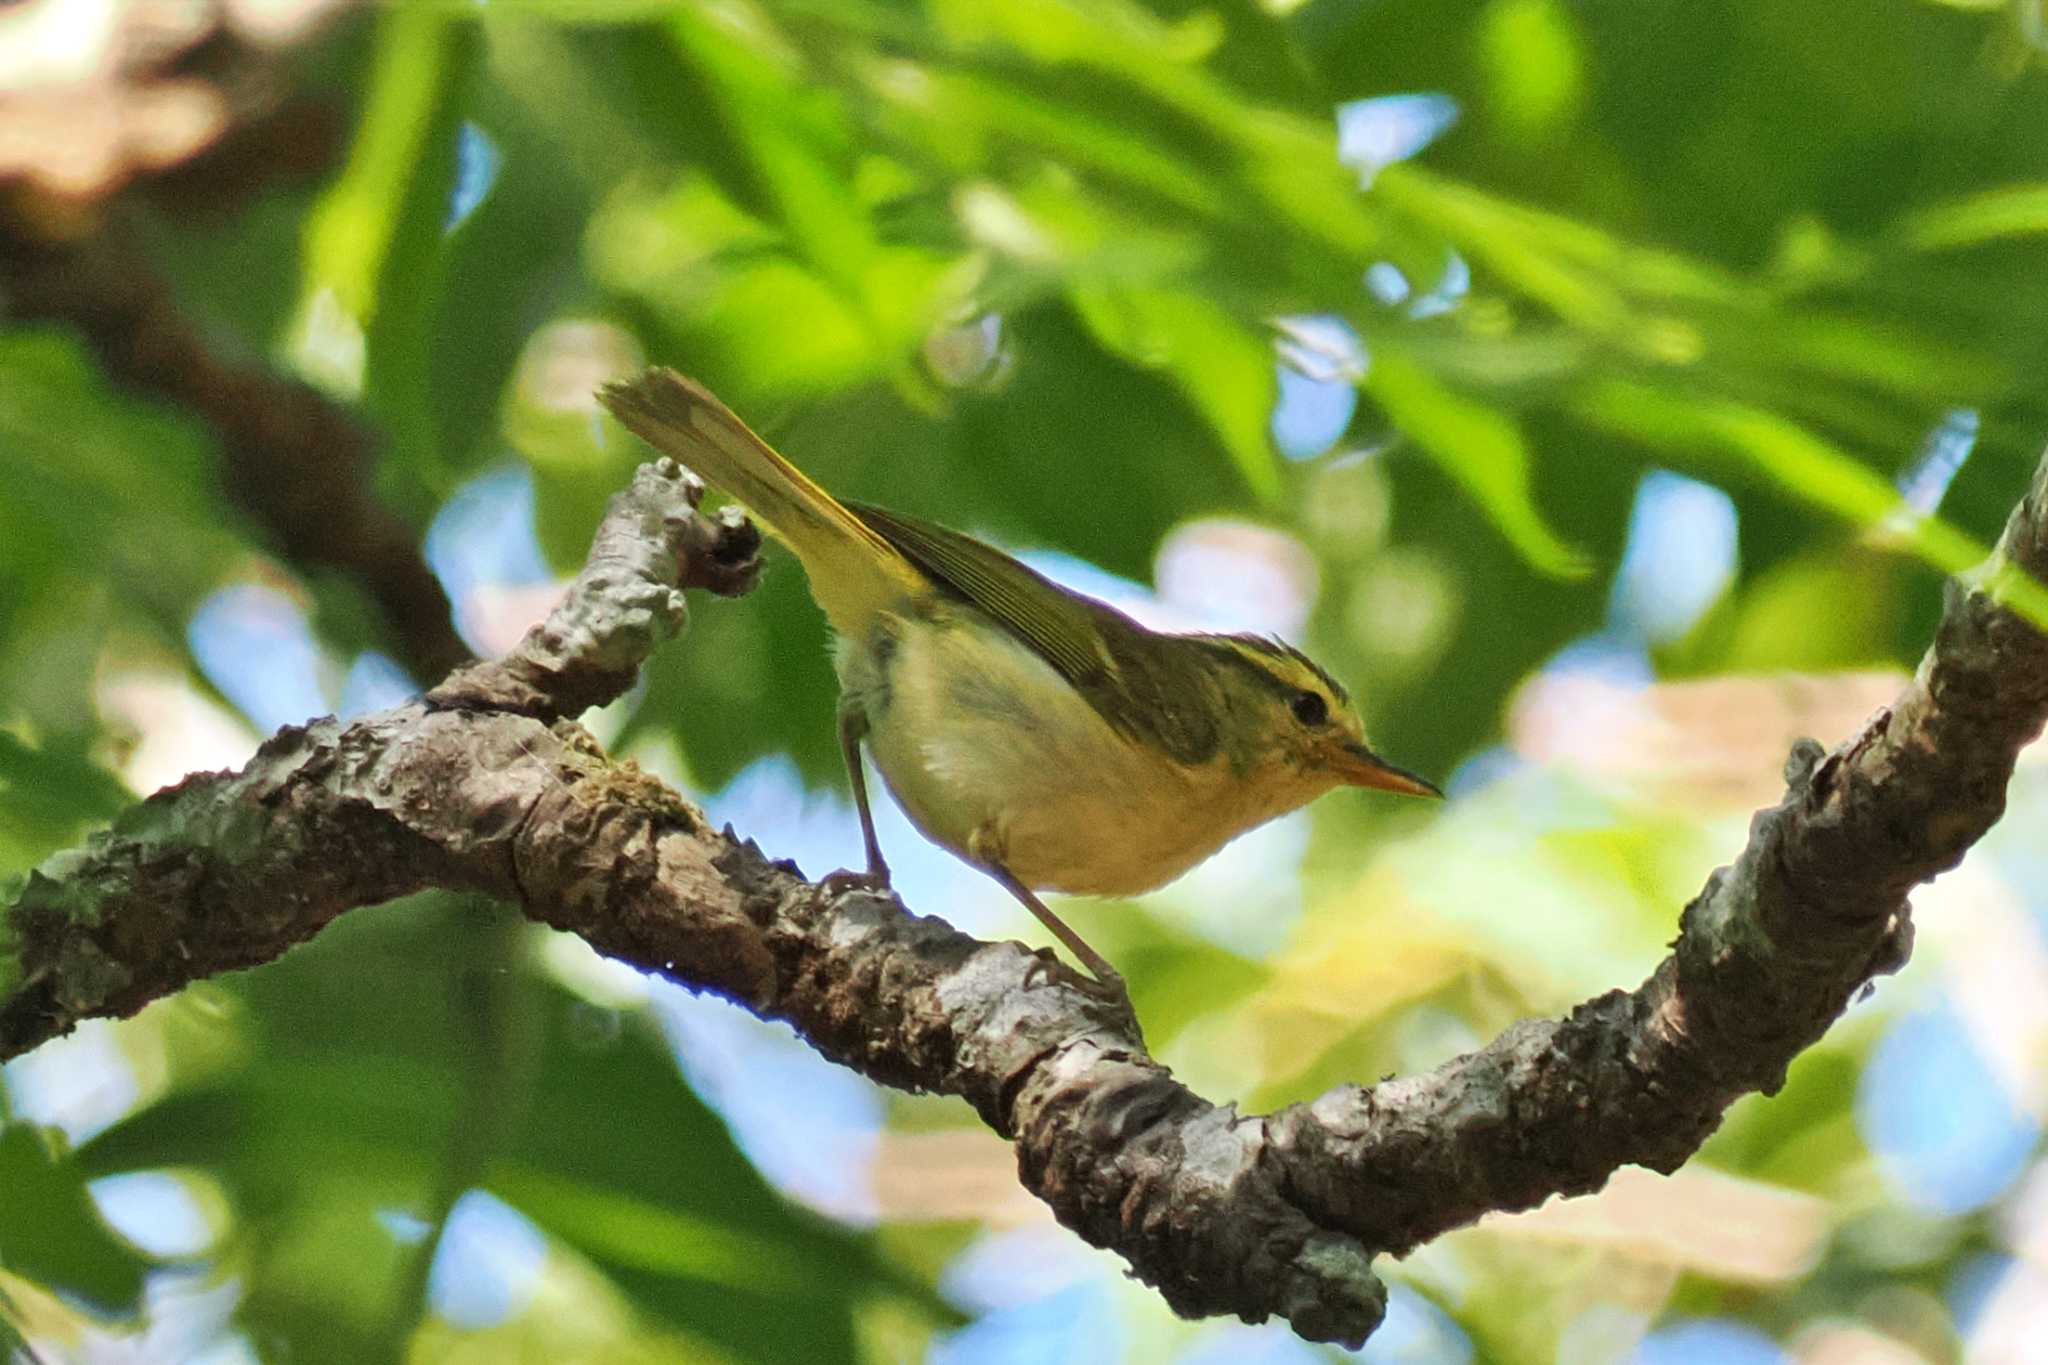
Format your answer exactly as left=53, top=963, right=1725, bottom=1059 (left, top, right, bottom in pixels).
left=1290, top=690, right=1329, bottom=727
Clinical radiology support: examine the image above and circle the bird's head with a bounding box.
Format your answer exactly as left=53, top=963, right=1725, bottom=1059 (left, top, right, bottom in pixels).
left=1203, top=634, right=1441, bottom=804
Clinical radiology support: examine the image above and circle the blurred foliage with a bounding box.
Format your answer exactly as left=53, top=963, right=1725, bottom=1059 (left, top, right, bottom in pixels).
left=0, top=1121, right=151, bottom=1319
left=62, top=898, right=933, bottom=1364
left=5, top=0, right=2048, bottom=1360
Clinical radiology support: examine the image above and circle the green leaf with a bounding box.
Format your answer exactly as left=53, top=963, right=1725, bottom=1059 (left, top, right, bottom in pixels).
left=1070, top=286, right=1281, bottom=500
left=416, top=76, right=603, bottom=477
left=493, top=977, right=926, bottom=1362
left=956, top=174, right=1210, bottom=289
left=1899, top=183, right=2048, bottom=251
left=359, top=18, right=486, bottom=498
left=79, top=900, right=925, bottom=1364
left=0, top=331, right=236, bottom=631
left=1703, top=1041, right=1874, bottom=1192
left=0, top=734, right=132, bottom=875
left=1477, top=0, right=1585, bottom=140
left=666, top=256, right=884, bottom=392
left=300, top=10, right=477, bottom=330
left=1099, top=908, right=1267, bottom=1052
left=1578, top=381, right=2048, bottom=630
left=447, top=0, right=682, bottom=20
left=1766, top=313, right=2006, bottom=405
left=1371, top=166, right=1635, bottom=336
left=909, top=70, right=1225, bottom=215
left=0, top=1123, right=150, bottom=1316
left=1678, top=548, right=1906, bottom=673
left=1365, top=347, right=1590, bottom=577
left=663, top=0, right=974, bottom=387
left=0, top=1296, right=27, bottom=1361
left=0, top=331, right=244, bottom=771
left=75, top=904, right=518, bottom=1363
left=487, top=1162, right=805, bottom=1294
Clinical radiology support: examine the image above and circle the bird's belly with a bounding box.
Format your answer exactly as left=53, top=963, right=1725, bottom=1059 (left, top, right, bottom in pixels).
left=852, top=619, right=1271, bottom=899
left=878, top=716, right=1240, bottom=897
left=994, top=777, right=1235, bottom=897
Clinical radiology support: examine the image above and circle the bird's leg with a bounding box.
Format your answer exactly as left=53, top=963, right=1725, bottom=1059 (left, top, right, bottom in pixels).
left=968, top=828, right=1126, bottom=998
left=824, top=701, right=891, bottom=892
left=996, top=871, right=1124, bottom=992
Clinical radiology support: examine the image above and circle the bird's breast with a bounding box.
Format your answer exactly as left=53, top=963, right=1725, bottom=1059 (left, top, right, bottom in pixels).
left=844, top=610, right=1313, bottom=898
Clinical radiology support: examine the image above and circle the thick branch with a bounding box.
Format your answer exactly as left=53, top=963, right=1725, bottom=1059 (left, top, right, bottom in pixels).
left=428, top=459, right=760, bottom=718
left=5, top=440, right=2046, bottom=1348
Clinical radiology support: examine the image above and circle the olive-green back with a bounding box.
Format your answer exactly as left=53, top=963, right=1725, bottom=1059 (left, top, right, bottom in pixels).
left=845, top=502, right=1226, bottom=765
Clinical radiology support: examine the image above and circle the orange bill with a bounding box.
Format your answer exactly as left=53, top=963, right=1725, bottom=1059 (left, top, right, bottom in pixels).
left=1336, top=742, right=1443, bottom=798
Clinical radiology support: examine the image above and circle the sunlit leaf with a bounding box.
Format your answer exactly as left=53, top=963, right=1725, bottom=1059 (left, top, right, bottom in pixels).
left=1477, top=0, right=1585, bottom=139
left=1705, top=1041, right=1875, bottom=1192
left=676, top=258, right=883, bottom=391
left=451, top=0, right=683, bottom=20
left=1372, top=166, right=1633, bottom=335
left=300, top=10, right=477, bottom=331
left=1686, top=550, right=1906, bottom=673
left=901, top=70, right=1224, bottom=215
left=669, top=3, right=883, bottom=309
left=1365, top=348, right=1590, bottom=577
left=1899, top=183, right=2048, bottom=251
left=1578, top=381, right=2048, bottom=629
left=488, top=1162, right=804, bottom=1294
left=0, top=733, right=132, bottom=871
left=1070, top=286, right=1281, bottom=500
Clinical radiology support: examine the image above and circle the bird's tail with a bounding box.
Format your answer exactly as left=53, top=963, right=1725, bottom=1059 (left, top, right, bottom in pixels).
left=600, top=368, right=920, bottom=636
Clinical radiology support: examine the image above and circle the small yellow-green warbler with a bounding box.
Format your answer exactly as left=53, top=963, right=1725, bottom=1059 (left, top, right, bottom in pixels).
left=603, top=369, right=1438, bottom=987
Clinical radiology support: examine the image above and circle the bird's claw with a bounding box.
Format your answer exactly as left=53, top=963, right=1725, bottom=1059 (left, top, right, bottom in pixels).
left=1080, top=964, right=1128, bottom=999
left=821, top=866, right=893, bottom=896
left=1069, top=961, right=1142, bottom=1040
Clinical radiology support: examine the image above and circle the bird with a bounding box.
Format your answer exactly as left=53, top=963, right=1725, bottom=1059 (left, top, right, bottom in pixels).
left=600, top=368, right=1439, bottom=989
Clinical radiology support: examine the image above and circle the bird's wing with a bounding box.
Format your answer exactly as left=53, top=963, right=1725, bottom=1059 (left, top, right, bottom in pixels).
left=843, top=501, right=1120, bottom=688
left=846, top=502, right=1223, bottom=765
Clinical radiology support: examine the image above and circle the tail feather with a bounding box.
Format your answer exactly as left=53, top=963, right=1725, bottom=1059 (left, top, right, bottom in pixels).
left=600, top=369, right=917, bottom=635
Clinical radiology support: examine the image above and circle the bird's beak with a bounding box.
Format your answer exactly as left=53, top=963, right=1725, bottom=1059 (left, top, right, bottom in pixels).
left=1334, top=741, right=1442, bottom=799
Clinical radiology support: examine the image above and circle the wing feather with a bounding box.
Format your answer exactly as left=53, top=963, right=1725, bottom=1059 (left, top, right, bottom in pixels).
left=845, top=501, right=1224, bottom=765
left=844, top=502, right=1117, bottom=687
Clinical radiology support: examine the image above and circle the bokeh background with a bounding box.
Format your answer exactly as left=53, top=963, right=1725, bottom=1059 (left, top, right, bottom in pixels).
left=6, top=0, right=2048, bottom=1361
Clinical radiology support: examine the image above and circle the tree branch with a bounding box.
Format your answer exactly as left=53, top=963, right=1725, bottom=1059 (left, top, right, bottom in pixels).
left=5, top=433, right=2046, bottom=1348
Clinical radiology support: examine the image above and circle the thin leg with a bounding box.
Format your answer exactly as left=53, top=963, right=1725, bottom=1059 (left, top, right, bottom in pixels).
left=981, top=861, right=1124, bottom=991
left=837, top=702, right=890, bottom=887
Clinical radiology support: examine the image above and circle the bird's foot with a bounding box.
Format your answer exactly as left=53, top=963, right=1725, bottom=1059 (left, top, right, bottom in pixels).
left=821, top=865, right=892, bottom=896
left=1064, top=958, right=1142, bottom=1041
left=1079, top=961, right=1127, bottom=998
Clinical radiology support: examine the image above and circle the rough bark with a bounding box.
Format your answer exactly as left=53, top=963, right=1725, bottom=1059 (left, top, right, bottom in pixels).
left=4, top=438, right=2046, bottom=1348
